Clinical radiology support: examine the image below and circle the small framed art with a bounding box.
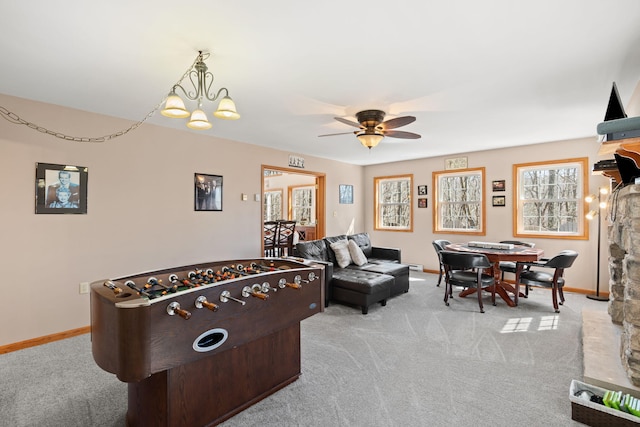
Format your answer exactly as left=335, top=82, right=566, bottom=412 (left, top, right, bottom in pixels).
left=492, top=195, right=506, bottom=207
left=339, top=184, right=353, bottom=204
left=492, top=180, right=505, bottom=192
left=418, top=198, right=428, bottom=208
left=195, top=173, right=223, bottom=211
left=418, top=185, right=427, bottom=195
left=35, top=162, right=88, bottom=214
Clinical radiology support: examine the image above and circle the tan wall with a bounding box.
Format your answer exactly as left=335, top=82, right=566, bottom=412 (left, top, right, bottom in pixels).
left=363, top=138, right=610, bottom=293
left=0, top=94, right=363, bottom=346
left=5, top=84, right=637, bottom=345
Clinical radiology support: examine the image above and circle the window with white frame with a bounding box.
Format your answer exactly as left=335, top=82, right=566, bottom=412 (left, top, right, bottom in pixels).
left=374, top=175, right=413, bottom=231
left=263, top=190, right=282, bottom=221
left=289, top=185, right=315, bottom=224
left=513, top=158, right=587, bottom=239
left=433, top=168, right=485, bottom=234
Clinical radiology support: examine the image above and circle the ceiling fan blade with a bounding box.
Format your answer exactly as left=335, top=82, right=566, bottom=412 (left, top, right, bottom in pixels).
left=334, top=117, right=363, bottom=128
left=379, top=116, right=416, bottom=130
left=383, top=130, right=422, bottom=139
left=318, top=131, right=357, bottom=137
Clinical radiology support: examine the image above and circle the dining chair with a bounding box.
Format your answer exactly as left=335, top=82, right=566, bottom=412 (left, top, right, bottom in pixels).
left=498, top=240, right=536, bottom=282
left=440, top=250, right=496, bottom=313
left=431, top=239, right=451, bottom=287
left=275, top=220, right=297, bottom=256
left=514, top=250, right=579, bottom=312
left=263, top=221, right=279, bottom=257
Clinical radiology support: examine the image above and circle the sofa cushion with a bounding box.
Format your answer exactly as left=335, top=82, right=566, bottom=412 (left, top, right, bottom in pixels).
left=347, top=233, right=373, bottom=257
left=330, top=239, right=352, bottom=268
left=295, top=239, right=330, bottom=262
left=348, top=261, right=408, bottom=278
left=324, top=235, right=347, bottom=266
left=348, top=239, right=367, bottom=266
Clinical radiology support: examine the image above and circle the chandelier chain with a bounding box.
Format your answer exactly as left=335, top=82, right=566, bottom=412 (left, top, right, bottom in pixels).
left=0, top=54, right=201, bottom=143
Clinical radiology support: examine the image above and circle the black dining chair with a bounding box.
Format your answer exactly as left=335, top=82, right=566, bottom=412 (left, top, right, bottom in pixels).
left=440, top=250, right=496, bottom=313
left=431, top=239, right=451, bottom=287
left=497, top=240, right=536, bottom=281
left=514, top=250, right=579, bottom=313
left=263, top=221, right=279, bottom=257
left=274, top=220, right=297, bottom=256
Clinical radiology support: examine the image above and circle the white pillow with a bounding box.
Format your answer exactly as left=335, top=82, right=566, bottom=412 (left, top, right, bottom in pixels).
left=330, top=239, right=352, bottom=268
left=348, top=240, right=368, bottom=266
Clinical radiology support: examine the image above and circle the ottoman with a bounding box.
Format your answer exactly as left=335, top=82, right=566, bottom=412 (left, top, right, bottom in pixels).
left=331, top=269, right=393, bottom=314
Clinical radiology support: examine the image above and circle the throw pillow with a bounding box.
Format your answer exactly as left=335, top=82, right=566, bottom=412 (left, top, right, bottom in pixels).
left=330, top=239, right=352, bottom=268
left=348, top=239, right=368, bottom=266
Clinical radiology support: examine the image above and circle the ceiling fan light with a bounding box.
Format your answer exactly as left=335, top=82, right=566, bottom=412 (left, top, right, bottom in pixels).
left=357, top=132, right=384, bottom=149
left=161, top=92, right=190, bottom=118
left=213, top=96, right=240, bottom=120
left=187, top=109, right=212, bottom=130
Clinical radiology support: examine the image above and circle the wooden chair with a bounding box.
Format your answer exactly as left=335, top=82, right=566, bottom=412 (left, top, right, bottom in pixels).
left=263, top=221, right=279, bottom=257
left=431, top=239, right=451, bottom=287
left=441, top=250, right=495, bottom=313
left=514, top=250, right=579, bottom=312
left=274, top=220, right=297, bottom=256
left=498, top=240, right=536, bottom=283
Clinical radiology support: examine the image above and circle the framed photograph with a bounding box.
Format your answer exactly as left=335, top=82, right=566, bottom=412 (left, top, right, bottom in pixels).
left=445, top=156, right=468, bottom=170
left=418, top=198, right=428, bottom=208
left=35, top=163, right=88, bottom=214
left=492, top=195, right=506, bottom=207
left=195, top=173, right=223, bottom=211
left=339, top=184, right=353, bottom=204
left=418, top=185, right=427, bottom=196
left=492, top=180, right=506, bottom=192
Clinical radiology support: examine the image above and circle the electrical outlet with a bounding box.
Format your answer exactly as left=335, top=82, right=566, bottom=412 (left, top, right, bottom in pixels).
left=79, top=282, right=90, bottom=294
left=241, top=193, right=248, bottom=201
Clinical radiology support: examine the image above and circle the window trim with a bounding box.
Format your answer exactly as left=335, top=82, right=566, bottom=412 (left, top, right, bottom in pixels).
left=374, top=174, right=414, bottom=232
left=263, top=189, right=283, bottom=222
left=432, top=167, right=486, bottom=236
left=512, top=157, right=588, bottom=240
left=288, top=184, right=316, bottom=223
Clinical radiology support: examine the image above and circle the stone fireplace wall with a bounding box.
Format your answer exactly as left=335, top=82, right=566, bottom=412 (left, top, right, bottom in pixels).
left=609, top=184, right=640, bottom=385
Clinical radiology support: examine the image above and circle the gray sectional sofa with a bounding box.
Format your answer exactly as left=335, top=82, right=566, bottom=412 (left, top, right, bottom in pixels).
left=295, top=233, right=410, bottom=314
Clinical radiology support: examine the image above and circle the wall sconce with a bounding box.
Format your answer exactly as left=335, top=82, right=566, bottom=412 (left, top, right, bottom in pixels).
left=161, top=51, right=240, bottom=130
left=585, top=187, right=609, bottom=301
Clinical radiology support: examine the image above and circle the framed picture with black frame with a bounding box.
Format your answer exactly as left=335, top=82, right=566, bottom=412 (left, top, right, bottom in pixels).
left=492, top=180, right=506, bottom=192
left=35, top=162, right=88, bottom=214
left=492, top=195, right=506, bottom=207
left=195, top=173, right=223, bottom=211
left=418, top=185, right=427, bottom=195
left=339, top=184, right=353, bottom=204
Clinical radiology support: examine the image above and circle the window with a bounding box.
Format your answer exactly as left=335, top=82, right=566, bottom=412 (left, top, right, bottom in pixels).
left=289, top=185, right=315, bottom=224
left=374, top=174, right=413, bottom=231
left=433, top=168, right=485, bottom=234
left=513, top=158, right=588, bottom=239
left=263, top=190, right=282, bottom=221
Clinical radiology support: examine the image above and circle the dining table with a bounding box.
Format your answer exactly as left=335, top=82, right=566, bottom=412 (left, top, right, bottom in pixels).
left=444, top=242, right=544, bottom=307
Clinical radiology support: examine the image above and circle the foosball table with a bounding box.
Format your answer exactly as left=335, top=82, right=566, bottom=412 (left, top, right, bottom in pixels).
left=90, top=257, right=324, bottom=427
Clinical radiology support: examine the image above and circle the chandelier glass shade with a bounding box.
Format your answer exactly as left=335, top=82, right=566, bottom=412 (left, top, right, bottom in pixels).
left=161, top=51, right=239, bottom=129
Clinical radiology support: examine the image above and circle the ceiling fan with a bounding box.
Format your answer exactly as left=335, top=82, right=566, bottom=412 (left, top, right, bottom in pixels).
left=319, top=109, right=421, bottom=149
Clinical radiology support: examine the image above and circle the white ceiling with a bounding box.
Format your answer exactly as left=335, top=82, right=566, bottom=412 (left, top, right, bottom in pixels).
left=2, top=1, right=640, bottom=166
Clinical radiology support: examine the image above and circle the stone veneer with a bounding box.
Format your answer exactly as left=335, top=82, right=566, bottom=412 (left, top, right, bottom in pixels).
left=609, top=184, right=640, bottom=385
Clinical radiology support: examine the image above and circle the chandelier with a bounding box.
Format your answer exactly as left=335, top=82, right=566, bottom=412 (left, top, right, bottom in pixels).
left=161, top=51, right=240, bottom=130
